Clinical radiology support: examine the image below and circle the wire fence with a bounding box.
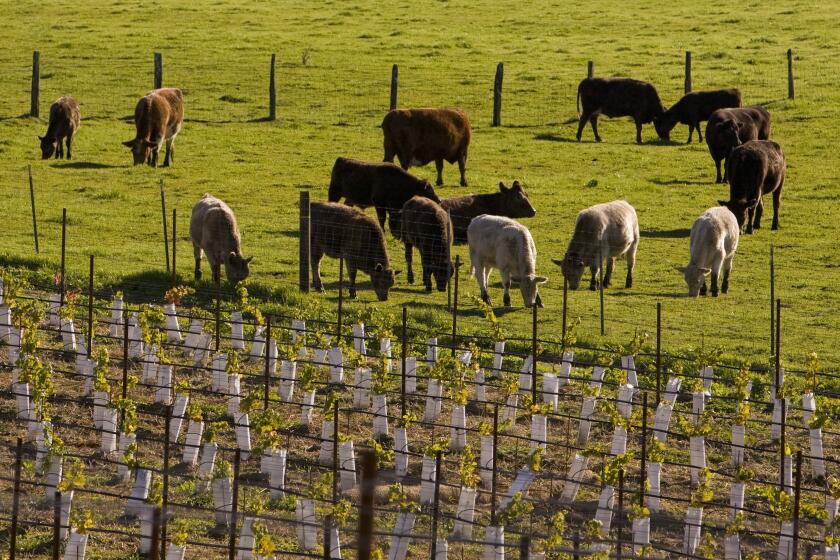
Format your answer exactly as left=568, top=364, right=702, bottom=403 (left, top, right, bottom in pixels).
left=0, top=286, right=838, bottom=559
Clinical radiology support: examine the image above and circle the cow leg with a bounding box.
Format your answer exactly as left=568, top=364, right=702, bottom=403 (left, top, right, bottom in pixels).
left=311, top=251, right=325, bottom=292
left=163, top=138, right=174, bottom=167
left=347, top=264, right=359, bottom=299
left=753, top=199, right=764, bottom=230
left=458, top=154, right=467, bottom=187
left=55, top=141, right=62, bottom=159
left=475, top=266, right=491, bottom=306
left=396, top=153, right=410, bottom=171
left=375, top=207, right=388, bottom=231
left=710, top=254, right=723, bottom=297
left=603, top=258, right=614, bottom=288
left=193, top=243, right=202, bottom=279
left=686, top=124, right=694, bottom=144
left=696, top=121, right=703, bottom=143
left=590, top=114, right=602, bottom=142
left=405, top=243, right=415, bottom=284
left=626, top=238, right=638, bottom=289
left=715, top=159, right=723, bottom=184
left=699, top=282, right=707, bottom=296
left=772, top=182, right=782, bottom=230
left=589, top=265, right=598, bottom=291
left=634, top=119, right=643, bottom=144
left=421, top=254, right=433, bottom=293
left=66, top=136, right=73, bottom=160
left=500, top=270, right=511, bottom=308
left=576, top=112, right=591, bottom=141
left=721, top=255, right=733, bottom=294
left=745, top=206, right=755, bottom=234
left=150, top=147, right=159, bottom=168
left=435, top=159, right=444, bottom=187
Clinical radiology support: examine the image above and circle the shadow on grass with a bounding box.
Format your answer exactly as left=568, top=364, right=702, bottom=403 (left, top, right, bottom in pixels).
left=640, top=228, right=691, bottom=239
left=52, top=161, right=123, bottom=169
left=650, top=178, right=710, bottom=186
left=534, top=133, right=580, bottom=143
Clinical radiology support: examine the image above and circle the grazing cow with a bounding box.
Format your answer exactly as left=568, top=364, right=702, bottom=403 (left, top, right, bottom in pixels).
left=718, top=140, right=785, bottom=234
left=440, top=181, right=537, bottom=245
left=401, top=197, right=453, bottom=292
left=190, top=194, right=252, bottom=284
left=576, top=78, right=665, bottom=144
left=381, top=108, right=471, bottom=186
left=679, top=207, right=739, bottom=297
left=467, top=215, right=547, bottom=308
left=552, top=201, right=639, bottom=291
left=327, top=157, right=439, bottom=235
left=310, top=202, right=397, bottom=301
left=39, top=96, right=81, bottom=160
left=122, top=88, right=184, bottom=167
left=705, top=106, right=771, bottom=183
left=654, top=88, right=741, bottom=143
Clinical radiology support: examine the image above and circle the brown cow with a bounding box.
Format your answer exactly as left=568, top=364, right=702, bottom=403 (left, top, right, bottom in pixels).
left=122, top=88, right=184, bottom=167
left=310, top=202, right=398, bottom=301
left=401, top=197, right=453, bottom=292
left=39, top=96, right=80, bottom=160
left=705, top=106, right=771, bottom=183
left=381, top=108, right=471, bottom=186
left=654, top=88, right=741, bottom=143
left=718, top=140, right=785, bottom=234
left=440, top=181, right=536, bottom=245
left=576, top=78, right=665, bottom=144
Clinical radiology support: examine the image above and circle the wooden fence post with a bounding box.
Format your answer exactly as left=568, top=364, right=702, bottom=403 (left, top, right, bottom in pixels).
left=492, top=62, right=504, bottom=127
left=171, top=208, right=177, bottom=285
left=587, top=60, right=594, bottom=78
left=390, top=64, right=398, bottom=112
left=10, top=438, right=22, bottom=560
left=160, top=179, right=170, bottom=273
left=29, top=165, right=39, bottom=254
left=269, top=53, right=277, bottom=121
left=357, top=450, right=377, bottom=560
left=684, top=51, right=692, bottom=94
left=31, top=51, right=40, bottom=118
left=299, top=191, right=310, bottom=292
left=154, top=52, right=163, bottom=89
left=60, top=208, right=67, bottom=307
left=787, top=48, right=794, bottom=100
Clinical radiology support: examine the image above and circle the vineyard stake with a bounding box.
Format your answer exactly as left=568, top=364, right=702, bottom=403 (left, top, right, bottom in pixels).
left=390, top=64, right=398, bottom=112
left=10, top=438, right=22, bottom=560
left=264, top=316, right=271, bottom=410
left=87, top=255, right=94, bottom=357
left=28, top=165, right=39, bottom=254
left=323, top=514, right=331, bottom=560
left=52, top=491, right=61, bottom=560
left=531, top=302, right=538, bottom=404
left=161, top=405, right=171, bottom=559
left=215, top=278, right=221, bottom=352
left=160, top=179, right=170, bottom=273
left=598, top=251, right=604, bottom=336
left=150, top=507, right=161, bottom=560
left=775, top=298, right=781, bottom=389
left=430, top=450, right=442, bottom=559
left=655, top=303, right=661, bottom=403
left=561, top=276, right=568, bottom=353
left=491, top=403, right=499, bottom=525
left=357, top=450, right=377, bottom=560
left=770, top=244, right=775, bottom=356
left=228, top=449, right=241, bottom=560
left=299, top=191, right=310, bottom=292
left=640, top=392, right=647, bottom=508
left=780, top=397, right=787, bottom=492
left=60, top=208, right=67, bottom=306
left=269, top=53, right=277, bottom=121
left=573, top=531, right=580, bottom=559
left=451, top=255, right=460, bottom=354
left=332, top=403, right=339, bottom=504
left=617, top=468, right=624, bottom=560
left=793, top=450, right=802, bottom=559
left=122, top=315, right=129, bottom=401
left=337, top=257, right=343, bottom=341
left=401, top=305, right=407, bottom=419
left=519, top=535, right=530, bottom=559
left=171, top=208, right=177, bottom=285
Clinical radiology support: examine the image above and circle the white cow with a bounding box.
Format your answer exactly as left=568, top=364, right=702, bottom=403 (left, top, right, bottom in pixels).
left=552, top=200, right=639, bottom=290
left=467, top=215, right=547, bottom=308
left=679, top=206, right=739, bottom=297
left=190, top=194, right=252, bottom=284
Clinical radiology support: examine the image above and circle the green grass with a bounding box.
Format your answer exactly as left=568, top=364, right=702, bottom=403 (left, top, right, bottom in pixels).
left=1, top=0, right=839, bottom=370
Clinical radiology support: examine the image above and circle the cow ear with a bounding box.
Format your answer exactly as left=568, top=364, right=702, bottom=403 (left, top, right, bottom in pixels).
left=718, top=200, right=728, bottom=206
left=699, top=267, right=712, bottom=274
left=512, top=180, right=522, bottom=190
left=499, top=182, right=509, bottom=192
left=375, top=263, right=383, bottom=272
left=534, top=275, right=548, bottom=284
left=38, top=135, right=44, bottom=141
left=393, top=269, right=401, bottom=276
left=245, top=256, right=254, bottom=264
left=676, top=266, right=687, bottom=273
left=551, top=258, right=563, bottom=266
left=122, top=140, right=134, bottom=147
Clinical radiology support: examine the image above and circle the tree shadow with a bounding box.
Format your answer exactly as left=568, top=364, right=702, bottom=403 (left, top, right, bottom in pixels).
left=640, top=228, right=691, bottom=239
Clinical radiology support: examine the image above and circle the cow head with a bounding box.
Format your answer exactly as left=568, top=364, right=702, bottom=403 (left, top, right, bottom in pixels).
left=122, top=138, right=152, bottom=165
left=417, top=180, right=440, bottom=203
left=552, top=255, right=585, bottom=290
left=433, top=261, right=454, bottom=292
left=716, top=120, right=742, bottom=152
left=38, top=136, right=58, bottom=159
left=653, top=114, right=676, bottom=141
left=677, top=264, right=711, bottom=297
left=371, top=263, right=397, bottom=301
left=512, top=274, right=548, bottom=308
left=718, top=198, right=756, bottom=229
left=500, top=181, right=536, bottom=218
left=224, top=253, right=253, bottom=284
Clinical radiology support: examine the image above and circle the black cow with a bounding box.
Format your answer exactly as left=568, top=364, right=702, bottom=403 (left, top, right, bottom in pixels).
left=705, top=106, right=771, bottom=183
left=654, top=88, right=741, bottom=143
left=719, top=140, right=785, bottom=234
left=576, top=77, right=665, bottom=144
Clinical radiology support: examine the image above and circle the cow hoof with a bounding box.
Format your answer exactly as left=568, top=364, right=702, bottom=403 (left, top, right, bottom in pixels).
left=407, top=274, right=415, bottom=284
left=595, top=137, right=602, bottom=143
left=424, top=285, right=432, bottom=293
left=460, top=180, right=468, bottom=187
left=503, top=296, right=511, bottom=307
left=589, top=285, right=597, bottom=291
left=721, top=286, right=729, bottom=294
left=194, top=271, right=202, bottom=280
left=772, top=224, right=779, bottom=231
left=700, top=285, right=707, bottom=296
left=712, top=291, right=719, bottom=298
left=625, top=281, right=632, bottom=289
left=349, top=291, right=357, bottom=300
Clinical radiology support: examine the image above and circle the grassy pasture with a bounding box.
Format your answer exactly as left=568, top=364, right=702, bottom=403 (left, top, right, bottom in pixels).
left=1, top=0, right=839, bottom=370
